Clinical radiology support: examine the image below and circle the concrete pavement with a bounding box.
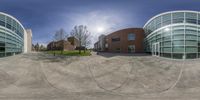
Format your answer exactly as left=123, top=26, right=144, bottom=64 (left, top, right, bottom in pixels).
left=0, top=52, right=199, bottom=99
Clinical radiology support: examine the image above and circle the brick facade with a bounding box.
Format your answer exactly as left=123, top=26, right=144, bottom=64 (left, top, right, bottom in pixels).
left=105, top=28, right=145, bottom=53
left=47, top=37, right=79, bottom=51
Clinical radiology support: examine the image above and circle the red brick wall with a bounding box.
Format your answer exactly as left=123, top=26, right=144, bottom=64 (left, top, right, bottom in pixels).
left=106, top=28, right=145, bottom=53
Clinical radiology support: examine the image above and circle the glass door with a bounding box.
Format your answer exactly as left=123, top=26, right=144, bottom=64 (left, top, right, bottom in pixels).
left=152, top=42, right=160, bottom=56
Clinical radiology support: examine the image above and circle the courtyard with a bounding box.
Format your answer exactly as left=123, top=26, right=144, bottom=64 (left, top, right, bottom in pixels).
left=0, top=52, right=200, bottom=99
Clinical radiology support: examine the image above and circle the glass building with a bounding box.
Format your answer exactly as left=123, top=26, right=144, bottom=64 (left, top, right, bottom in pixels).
left=144, top=11, right=200, bottom=59
left=0, top=12, right=27, bottom=57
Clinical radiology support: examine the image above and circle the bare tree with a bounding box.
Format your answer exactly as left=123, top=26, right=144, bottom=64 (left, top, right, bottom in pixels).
left=35, top=43, right=39, bottom=52
left=53, top=28, right=67, bottom=54
left=70, top=25, right=91, bottom=54
left=54, top=28, right=67, bottom=41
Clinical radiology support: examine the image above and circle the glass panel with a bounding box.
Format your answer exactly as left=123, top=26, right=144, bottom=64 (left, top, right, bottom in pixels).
left=185, top=34, right=197, bottom=40
left=173, top=53, right=184, bottom=59
left=162, top=13, right=171, bottom=26
left=173, top=34, right=184, bottom=40
left=155, top=16, right=161, bottom=29
left=186, top=25, right=197, bottom=31
left=163, top=29, right=171, bottom=36
left=163, top=36, right=171, bottom=41
left=173, top=46, right=184, bottom=52
left=173, top=29, right=184, bottom=35
left=185, top=12, right=197, bottom=24
left=0, top=32, right=5, bottom=37
left=173, top=40, right=184, bottom=46
left=198, top=46, right=200, bottom=52
left=128, top=33, right=136, bottom=40
left=0, top=20, right=5, bottom=27
left=0, top=36, right=5, bottom=42
left=185, top=40, right=197, bottom=46
left=0, top=42, right=5, bottom=46
left=185, top=46, right=197, bottom=53
left=128, top=45, right=135, bottom=53
left=163, top=53, right=171, bottom=58
left=0, top=14, right=5, bottom=21
left=198, top=14, right=200, bottom=25
left=186, top=53, right=197, bottom=59
left=163, top=47, right=171, bottom=52
left=172, top=12, right=184, bottom=23
left=163, top=41, right=171, bottom=47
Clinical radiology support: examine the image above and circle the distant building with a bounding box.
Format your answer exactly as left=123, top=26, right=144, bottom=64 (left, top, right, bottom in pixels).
left=94, top=28, right=145, bottom=53
left=26, top=29, right=32, bottom=53
left=67, top=36, right=79, bottom=47
left=94, top=42, right=99, bottom=51
left=98, top=35, right=106, bottom=51
left=47, top=36, right=79, bottom=51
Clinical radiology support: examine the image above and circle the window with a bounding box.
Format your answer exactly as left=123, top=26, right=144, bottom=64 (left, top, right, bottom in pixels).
left=112, top=37, right=120, bottom=42
left=198, top=14, right=200, bottom=25
left=186, top=53, right=197, bottom=59
left=185, top=40, right=197, bottom=46
left=0, top=42, right=5, bottom=46
left=173, top=53, right=184, bottom=59
left=155, top=16, right=162, bottom=29
left=172, top=12, right=184, bottom=23
left=128, top=33, right=136, bottom=40
left=162, top=13, right=171, bottom=26
left=0, top=20, right=5, bottom=27
left=115, top=48, right=121, bottom=52
left=173, top=46, right=184, bottom=52
left=185, top=12, right=197, bottom=24
left=6, top=23, right=11, bottom=30
left=173, top=40, right=184, bottom=46
left=0, top=47, right=5, bottom=52
left=173, top=35, right=184, bottom=40
left=163, top=41, right=171, bottom=47
left=163, top=47, right=171, bottom=53
left=186, top=46, right=197, bottom=53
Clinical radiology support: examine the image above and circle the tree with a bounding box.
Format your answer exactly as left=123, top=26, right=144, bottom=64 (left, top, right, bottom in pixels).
left=53, top=28, right=67, bottom=54
left=54, top=28, right=67, bottom=41
left=35, top=43, right=39, bottom=52
left=70, top=25, right=91, bottom=54
left=39, top=44, right=46, bottom=51
left=32, top=44, right=35, bottom=51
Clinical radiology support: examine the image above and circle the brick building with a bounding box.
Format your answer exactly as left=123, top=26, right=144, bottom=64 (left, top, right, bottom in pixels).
left=94, top=28, right=145, bottom=53
left=47, top=37, right=79, bottom=51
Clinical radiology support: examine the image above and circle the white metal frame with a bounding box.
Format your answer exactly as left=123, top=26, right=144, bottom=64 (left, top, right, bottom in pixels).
left=152, top=42, right=160, bottom=57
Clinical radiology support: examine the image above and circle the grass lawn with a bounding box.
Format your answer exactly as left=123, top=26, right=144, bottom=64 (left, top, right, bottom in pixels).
left=47, top=50, right=91, bottom=56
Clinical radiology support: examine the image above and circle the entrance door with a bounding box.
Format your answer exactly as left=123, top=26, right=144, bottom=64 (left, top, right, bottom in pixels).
left=152, top=42, right=160, bottom=56
left=128, top=45, right=135, bottom=53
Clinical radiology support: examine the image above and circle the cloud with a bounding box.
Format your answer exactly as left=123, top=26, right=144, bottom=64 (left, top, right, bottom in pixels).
left=65, top=10, right=127, bottom=46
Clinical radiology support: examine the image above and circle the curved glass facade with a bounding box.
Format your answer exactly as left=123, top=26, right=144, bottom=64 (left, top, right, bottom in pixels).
left=144, top=11, right=200, bottom=59
left=0, top=13, right=24, bottom=57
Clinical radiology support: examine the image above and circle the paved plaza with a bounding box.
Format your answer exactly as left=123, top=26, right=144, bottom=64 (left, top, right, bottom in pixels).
left=0, top=52, right=200, bottom=99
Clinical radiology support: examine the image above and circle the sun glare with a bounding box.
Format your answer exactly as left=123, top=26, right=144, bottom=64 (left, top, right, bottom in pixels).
left=97, top=27, right=105, bottom=33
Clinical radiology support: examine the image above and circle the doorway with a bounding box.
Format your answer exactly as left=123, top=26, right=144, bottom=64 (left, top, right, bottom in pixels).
left=152, top=42, right=160, bottom=56
left=128, top=45, right=135, bottom=53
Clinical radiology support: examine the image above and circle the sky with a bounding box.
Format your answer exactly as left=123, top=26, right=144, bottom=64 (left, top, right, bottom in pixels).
left=0, top=0, right=200, bottom=47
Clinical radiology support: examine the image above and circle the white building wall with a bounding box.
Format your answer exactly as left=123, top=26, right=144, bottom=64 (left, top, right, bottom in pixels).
left=23, top=30, right=28, bottom=53
left=26, top=29, right=32, bottom=53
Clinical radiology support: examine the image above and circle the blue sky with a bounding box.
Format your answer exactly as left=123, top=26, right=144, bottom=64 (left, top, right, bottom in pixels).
left=0, top=0, right=200, bottom=46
